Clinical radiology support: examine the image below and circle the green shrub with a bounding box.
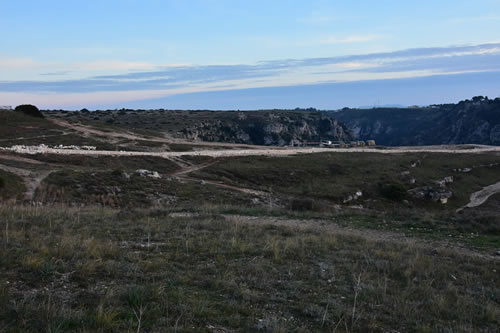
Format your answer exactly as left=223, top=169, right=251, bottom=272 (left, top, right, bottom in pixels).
left=14, top=104, right=44, bottom=118
left=125, top=285, right=149, bottom=308
left=380, top=182, right=407, bottom=201
left=290, top=198, right=314, bottom=211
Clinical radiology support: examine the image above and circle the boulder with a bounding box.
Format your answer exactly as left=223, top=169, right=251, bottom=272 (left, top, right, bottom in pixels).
left=135, top=169, right=161, bottom=179
left=408, top=186, right=452, bottom=203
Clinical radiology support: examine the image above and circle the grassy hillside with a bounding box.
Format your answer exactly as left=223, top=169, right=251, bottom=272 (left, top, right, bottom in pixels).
left=0, top=206, right=498, bottom=332
left=190, top=152, right=500, bottom=248
left=0, top=110, right=61, bottom=141
left=0, top=110, right=112, bottom=148
left=194, top=152, right=500, bottom=209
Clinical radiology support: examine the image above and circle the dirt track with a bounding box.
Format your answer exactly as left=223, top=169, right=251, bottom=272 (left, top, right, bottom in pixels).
left=2, top=144, right=500, bottom=158
left=460, top=181, right=500, bottom=210
left=0, top=162, right=53, bottom=201
left=170, top=160, right=269, bottom=197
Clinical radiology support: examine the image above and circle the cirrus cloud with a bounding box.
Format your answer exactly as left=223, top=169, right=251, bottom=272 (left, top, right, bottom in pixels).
left=0, top=43, right=499, bottom=109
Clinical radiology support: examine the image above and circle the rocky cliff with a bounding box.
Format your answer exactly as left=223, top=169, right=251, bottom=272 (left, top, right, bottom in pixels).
left=332, top=97, right=500, bottom=146
left=179, top=111, right=352, bottom=145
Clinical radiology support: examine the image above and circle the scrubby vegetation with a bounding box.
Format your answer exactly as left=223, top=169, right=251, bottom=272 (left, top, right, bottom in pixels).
left=379, top=182, right=407, bottom=201
left=194, top=152, right=500, bottom=209
left=0, top=109, right=109, bottom=148
left=0, top=205, right=498, bottom=332
left=35, top=168, right=252, bottom=207
left=29, top=154, right=182, bottom=172
left=2, top=150, right=497, bottom=248
left=0, top=170, right=26, bottom=200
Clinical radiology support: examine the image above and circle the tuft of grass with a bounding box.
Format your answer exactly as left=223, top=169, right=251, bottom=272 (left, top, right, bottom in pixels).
left=95, top=303, right=120, bottom=331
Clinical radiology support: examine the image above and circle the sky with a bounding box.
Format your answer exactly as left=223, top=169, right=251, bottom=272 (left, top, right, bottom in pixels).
left=1, top=0, right=499, bottom=110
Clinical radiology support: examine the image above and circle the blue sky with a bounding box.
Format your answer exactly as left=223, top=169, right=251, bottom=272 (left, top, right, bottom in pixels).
left=1, top=0, right=499, bottom=109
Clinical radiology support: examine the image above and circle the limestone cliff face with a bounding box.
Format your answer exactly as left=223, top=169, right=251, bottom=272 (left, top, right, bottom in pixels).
left=333, top=97, right=500, bottom=146
left=179, top=111, right=352, bottom=145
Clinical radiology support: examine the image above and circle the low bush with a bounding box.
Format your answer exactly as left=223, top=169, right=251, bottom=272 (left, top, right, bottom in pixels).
left=380, top=182, right=407, bottom=201
left=14, top=104, right=44, bottom=118
left=290, top=198, right=315, bottom=211
left=111, top=169, right=124, bottom=177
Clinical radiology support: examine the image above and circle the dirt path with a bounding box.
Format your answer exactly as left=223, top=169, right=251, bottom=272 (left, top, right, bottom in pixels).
left=198, top=179, right=268, bottom=197
left=0, top=153, right=45, bottom=165
left=25, top=170, right=54, bottom=201
left=0, top=154, right=59, bottom=201
left=1, top=148, right=268, bottom=200
left=170, top=160, right=210, bottom=177
left=0, top=162, right=54, bottom=201
left=0, top=132, right=71, bottom=142
left=4, top=144, right=500, bottom=158
left=226, top=215, right=499, bottom=261
left=49, top=117, right=163, bottom=143
left=169, top=158, right=269, bottom=197
left=459, top=181, right=500, bottom=211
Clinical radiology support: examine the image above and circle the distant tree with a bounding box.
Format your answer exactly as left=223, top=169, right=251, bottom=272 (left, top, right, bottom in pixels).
left=80, top=108, right=89, bottom=112
left=14, top=104, right=44, bottom=118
